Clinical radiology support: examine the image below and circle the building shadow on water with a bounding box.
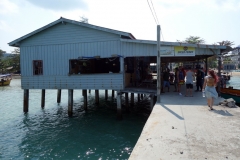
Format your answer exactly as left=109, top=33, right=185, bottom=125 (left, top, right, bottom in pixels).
left=18, top=95, right=151, bottom=159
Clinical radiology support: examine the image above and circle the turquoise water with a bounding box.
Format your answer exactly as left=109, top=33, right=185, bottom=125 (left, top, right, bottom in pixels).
left=226, top=75, right=240, bottom=89
left=0, top=79, right=150, bottom=159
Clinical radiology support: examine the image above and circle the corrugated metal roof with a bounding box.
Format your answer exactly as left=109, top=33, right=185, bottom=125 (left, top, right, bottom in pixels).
left=120, top=39, right=226, bottom=49
left=8, top=17, right=135, bottom=47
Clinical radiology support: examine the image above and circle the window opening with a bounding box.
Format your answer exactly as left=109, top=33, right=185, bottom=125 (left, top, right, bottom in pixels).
left=33, top=60, right=43, bottom=75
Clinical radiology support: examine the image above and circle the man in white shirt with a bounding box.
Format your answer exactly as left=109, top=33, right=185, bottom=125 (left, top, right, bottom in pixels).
left=185, top=67, right=194, bottom=97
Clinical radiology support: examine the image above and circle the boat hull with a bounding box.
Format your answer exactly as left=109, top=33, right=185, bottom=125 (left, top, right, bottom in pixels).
left=0, top=79, right=11, bottom=86
left=220, top=88, right=240, bottom=104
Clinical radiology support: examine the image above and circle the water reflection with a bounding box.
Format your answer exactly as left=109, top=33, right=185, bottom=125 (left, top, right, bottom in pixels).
left=18, top=99, right=149, bottom=159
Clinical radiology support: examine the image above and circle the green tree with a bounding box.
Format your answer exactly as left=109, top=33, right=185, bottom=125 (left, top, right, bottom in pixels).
left=79, top=16, right=88, bottom=23
left=216, top=40, right=234, bottom=46
left=11, top=48, right=20, bottom=73
left=0, top=49, right=5, bottom=58
left=177, top=36, right=205, bottom=44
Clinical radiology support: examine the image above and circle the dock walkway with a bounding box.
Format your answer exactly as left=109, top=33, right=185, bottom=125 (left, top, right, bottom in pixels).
left=129, top=89, right=240, bottom=159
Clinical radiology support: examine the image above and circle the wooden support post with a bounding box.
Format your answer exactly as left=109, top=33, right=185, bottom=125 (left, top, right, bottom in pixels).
left=105, top=90, right=108, bottom=100
left=138, top=94, right=140, bottom=102
left=130, top=93, right=134, bottom=106
left=41, top=89, right=45, bottom=108
left=150, top=94, right=154, bottom=110
left=125, top=93, right=129, bottom=112
left=68, top=89, right=73, bottom=117
left=117, top=91, right=122, bottom=120
left=23, top=89, right=29, bottom=113
left=205, top=58, right=208, bottom=76
left=95, top=90, right=99, bottom=104
left=157, top=25, right=161, bottom=103
left=83, top=90, right=88, bottom=110
left=89, top=90, right=91, bottom=94
left=57, top=89, right=61, bottom=103
left=112, top=90, right=115, bottom=99
left=217, top=56, right=222, bottom=96
left=141, top=94, right=143, bottom=99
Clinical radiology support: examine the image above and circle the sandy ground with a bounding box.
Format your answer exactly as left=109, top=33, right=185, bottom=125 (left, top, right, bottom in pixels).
left=11, top=74, right=21, bottom=79
left=229, top=71, right=240, bottom=76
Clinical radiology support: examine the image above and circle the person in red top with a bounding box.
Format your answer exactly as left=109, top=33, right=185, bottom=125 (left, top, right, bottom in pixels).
left=202, top=70, right=218, bottom=110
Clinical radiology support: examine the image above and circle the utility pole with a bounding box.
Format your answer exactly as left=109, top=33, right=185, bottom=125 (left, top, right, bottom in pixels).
left=157, top=25, right=161, bottom=103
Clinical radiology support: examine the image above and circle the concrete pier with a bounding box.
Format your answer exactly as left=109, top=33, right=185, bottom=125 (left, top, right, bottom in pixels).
left=129, top=90, right=240, bottom=160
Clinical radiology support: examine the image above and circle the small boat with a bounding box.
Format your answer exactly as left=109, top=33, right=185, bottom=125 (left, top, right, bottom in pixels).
left=0, top=74, right=12, bottom=86
left=220, top=87, right=240, bottom=104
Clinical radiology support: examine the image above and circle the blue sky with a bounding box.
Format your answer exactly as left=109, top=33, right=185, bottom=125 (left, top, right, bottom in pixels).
left=1, top=0, right=240, bottom=53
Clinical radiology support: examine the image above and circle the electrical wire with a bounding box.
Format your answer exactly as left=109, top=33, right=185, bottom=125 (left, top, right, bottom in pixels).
left=161, top=30, right=164, bottom=41
left=150, top=0, right=159, bottom=25
left=147, top=0, right=158, bottom=25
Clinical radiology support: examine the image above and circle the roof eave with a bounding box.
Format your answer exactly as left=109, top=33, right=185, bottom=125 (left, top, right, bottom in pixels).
left=8, top=17, right=135, bottom=46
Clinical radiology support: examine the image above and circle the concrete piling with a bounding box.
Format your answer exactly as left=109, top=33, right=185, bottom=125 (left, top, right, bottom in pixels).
left=57, top=89, right=61, bottom=103
left=117, top=91, right=122, bottom=120
left=23, top=89, right=29, bottom=113
left=95, top=90, right=99, bottom=104
left=41, top=89, right=45, bottom=108
left=83, top=89, right=88, bottom=110
left=68, top=89, right=73, bottom=117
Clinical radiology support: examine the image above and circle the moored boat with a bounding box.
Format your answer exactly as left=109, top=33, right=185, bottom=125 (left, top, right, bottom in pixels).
left=220, top=87, right=240, bottom=104
left=0, top=74, right=12, bottom=86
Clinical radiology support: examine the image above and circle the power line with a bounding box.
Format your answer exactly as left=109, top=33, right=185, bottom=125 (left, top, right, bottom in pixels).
left=147, top=0, right=158, bottom=25
left=150, top=0, right=159, bottom=25
left=161, top=30, right=164, bottom=41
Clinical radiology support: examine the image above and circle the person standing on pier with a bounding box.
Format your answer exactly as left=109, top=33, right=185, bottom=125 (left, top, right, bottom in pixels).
left=163, top=68, right=170, bottom=92
left=195, top=68, right=204, bottom=91
left=202, top=70, right=218, bottom=110
left=185, top=67, right=194, bottom=97
left=178, top=66, right=185, bottom=96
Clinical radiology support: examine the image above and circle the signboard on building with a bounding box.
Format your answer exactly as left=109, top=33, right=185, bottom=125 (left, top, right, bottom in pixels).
left=160, top=46, right=174, bottom=57
left=174, top=46, right=195, bottom=56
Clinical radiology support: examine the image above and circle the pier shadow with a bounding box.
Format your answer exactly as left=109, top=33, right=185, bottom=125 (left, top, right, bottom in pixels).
left=160, top=104, right=184, bottom=120
left=212, top=109, right=233, bottom=116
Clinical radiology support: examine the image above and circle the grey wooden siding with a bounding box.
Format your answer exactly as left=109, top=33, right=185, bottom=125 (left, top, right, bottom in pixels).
left=121, top=41, right=157, bottom=57
left=20, top=23, right=120, bottom=46
left=21, top=74, right=123, bottom=89
left=20, top=41, right=120, bottom=76
left=20, top=40, right=122, bottom=89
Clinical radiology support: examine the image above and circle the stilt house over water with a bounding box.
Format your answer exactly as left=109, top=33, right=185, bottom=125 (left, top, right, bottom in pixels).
left=8, top=17, right=226, bottom=118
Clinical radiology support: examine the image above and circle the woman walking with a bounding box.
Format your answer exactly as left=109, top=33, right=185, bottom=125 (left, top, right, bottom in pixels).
left=202, top=70, right=218, bottom=110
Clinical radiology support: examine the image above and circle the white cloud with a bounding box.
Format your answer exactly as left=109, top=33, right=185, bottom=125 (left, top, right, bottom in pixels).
left=25, top=0, right=88, bottom=11
left=0, top=20, right=13, bottom=32
left=0, top=0, right=18, bottom=14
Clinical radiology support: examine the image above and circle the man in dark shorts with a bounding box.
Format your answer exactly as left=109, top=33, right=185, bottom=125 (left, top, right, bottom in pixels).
left=185, top=67, right=194, bottom=97
left=163, top=68, right=170, bottom=92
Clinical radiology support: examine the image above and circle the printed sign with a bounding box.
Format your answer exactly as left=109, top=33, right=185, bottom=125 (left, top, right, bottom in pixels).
left=160, top=49, right=174, bottom=57
left=159, top=46, right=174, bottom=57
left=174, top=46, right=195, bottom=56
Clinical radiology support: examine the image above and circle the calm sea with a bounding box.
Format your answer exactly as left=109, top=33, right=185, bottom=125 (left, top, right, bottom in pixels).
left=0, top=79, right=151, bottom=160
left=1, top=75, right=239, bottom=159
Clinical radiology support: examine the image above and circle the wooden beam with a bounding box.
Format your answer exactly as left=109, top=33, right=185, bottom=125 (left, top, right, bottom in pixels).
left=130, top=93, right=134, bottom=106
left=117, top=91, right=122, bottom=120
left=41, top=89, right=45, bottom=108
left=23, top=89, right=29, bottom=113
left=112, top=90, right=115, bottom=99
left=95, top=90, right=99, bottom=104
left=83, top=90, right=88, bottom=110
left=57, top=89, right=61, bottom=103
left=125, top=93, right=129, bottom=112
left=68, top=89, right=73, bottom=117
left=105, top=90, right=108, bottom=100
